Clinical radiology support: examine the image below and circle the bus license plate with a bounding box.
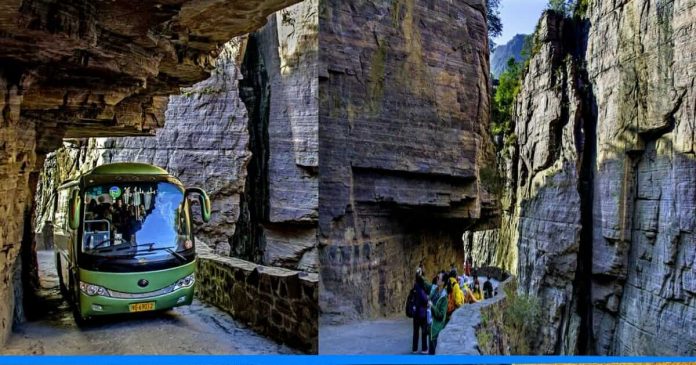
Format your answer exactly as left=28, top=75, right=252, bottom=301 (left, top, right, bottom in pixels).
left=129, top=302, right=155, bottom=312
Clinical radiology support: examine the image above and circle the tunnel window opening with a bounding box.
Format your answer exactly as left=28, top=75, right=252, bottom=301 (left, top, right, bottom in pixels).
left=81, top=182, right=193, bottom=260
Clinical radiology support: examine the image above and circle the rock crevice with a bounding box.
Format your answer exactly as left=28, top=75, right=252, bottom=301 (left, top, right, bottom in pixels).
left=474, top=2, right=695, bottom=355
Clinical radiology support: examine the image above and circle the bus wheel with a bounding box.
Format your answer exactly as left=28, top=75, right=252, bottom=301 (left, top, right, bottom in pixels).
left=72, top=305, right=86, bottom=327
left=55, top=253, right=68, bottom=299
left=68, top=275, right=86, bottom=327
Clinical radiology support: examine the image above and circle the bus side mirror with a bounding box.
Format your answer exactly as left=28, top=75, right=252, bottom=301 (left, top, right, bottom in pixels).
left=68, top=190, right=80, bottom=230
left=185, top=187, right=211, bottom=223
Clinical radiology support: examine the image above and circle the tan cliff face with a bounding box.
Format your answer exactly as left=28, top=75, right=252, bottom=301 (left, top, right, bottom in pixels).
left=475, top=0, right=695, bottom=356
left=318, top=0, right=496, bottom=322
left=33, top=40, right=253, bottom=259
left=0, top=0, right=301, bottom=346
left=33, top=0, right=319, bottom=272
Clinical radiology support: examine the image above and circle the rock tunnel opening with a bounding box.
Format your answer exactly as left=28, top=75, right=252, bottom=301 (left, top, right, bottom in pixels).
left=0, top=0, right=320, bottom=350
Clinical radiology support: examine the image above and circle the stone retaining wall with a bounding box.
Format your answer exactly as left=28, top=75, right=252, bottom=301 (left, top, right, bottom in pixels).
left=436, top=273, right=515, bottom=354
left=195, top=244, right=318, bottom=353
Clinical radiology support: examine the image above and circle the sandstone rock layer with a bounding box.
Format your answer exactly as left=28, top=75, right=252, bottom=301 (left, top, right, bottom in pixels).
left=318, top=0, right=495, bottom=321
left=0, top=0, right=301, bottom=346
left=34, top=1, right=319, bottom=272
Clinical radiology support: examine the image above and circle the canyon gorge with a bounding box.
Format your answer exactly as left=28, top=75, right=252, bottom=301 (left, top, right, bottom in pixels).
left=470, top=0, right=695, bottom=355
left=0, top=0, right=693, bottom=356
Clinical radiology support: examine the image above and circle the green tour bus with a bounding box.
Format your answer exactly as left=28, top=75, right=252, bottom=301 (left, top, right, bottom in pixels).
left=53, top=162, right=211, bottom=321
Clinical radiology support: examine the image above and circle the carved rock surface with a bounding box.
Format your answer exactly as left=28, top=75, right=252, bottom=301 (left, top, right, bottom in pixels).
left=318, top=0, right=495, bottom=321
left=1, top=0, right=301, bottom=138
left=34, top=1, right=319, bottom=272
left=0, top=0, right=301, bottom=346
left=513, top=13, right=583, bottom=354
left=35, top=41, right=251, bottom=257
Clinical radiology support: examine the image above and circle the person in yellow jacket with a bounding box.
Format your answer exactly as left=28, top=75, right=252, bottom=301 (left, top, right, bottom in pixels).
left=472, top=279, right=483, bottom=301
left=446, top=272, right=464, bottom=316
left=461, top=280, right=480, bottom=304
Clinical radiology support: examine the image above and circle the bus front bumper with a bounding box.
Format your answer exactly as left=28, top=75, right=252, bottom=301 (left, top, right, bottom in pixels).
left=78, top=285, right=194, bottom=318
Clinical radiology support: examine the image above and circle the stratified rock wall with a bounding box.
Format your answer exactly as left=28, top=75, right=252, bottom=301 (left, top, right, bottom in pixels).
left=1, top=0, right=302, bottom=346
left=1, top=0, right=301, bottom=140
left=34, top=41, right=252, bottom=258
left=474, top=1, right=695, bottom=355
left=513, top=13, right=584, bottom=354
left=319, top=0, right=494, bottom=321
left=256, top=0, right=319, bottom=272
left=34, top=1, right=319, bottom=273
left=585, top=0, right=695, bottom=356
left=0, top=72, right=38, bottom=343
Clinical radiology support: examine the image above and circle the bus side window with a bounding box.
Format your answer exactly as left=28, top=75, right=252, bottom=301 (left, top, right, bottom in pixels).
left=55, top=189, right=69, bottom=232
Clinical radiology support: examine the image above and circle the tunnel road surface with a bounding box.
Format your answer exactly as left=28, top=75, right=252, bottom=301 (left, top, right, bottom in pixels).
left=1, top=251, right=298, bottom=355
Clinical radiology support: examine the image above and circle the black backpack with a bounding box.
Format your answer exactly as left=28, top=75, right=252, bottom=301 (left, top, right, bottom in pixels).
left=405, top=288, right=417, bottom=318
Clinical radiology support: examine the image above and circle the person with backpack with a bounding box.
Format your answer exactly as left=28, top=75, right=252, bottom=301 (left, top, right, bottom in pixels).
left=408, top=273, right=429, bottom=354
left=428, top=271, right=449, bottom=354
left=483, top=275, right=494, bottom=299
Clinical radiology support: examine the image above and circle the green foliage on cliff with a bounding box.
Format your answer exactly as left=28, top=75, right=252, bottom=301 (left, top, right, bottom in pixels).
left=547, top=0, right=573, bottom=16
left=181, top=86, right=224, bottom=98
left=573, top=0, right=590, bottom=18
left=491, top=57, right=524, bottom=153
left=368, top=41, right=389, bottom=115
left=547, top=0, right=590, bottom=18
left=487, top=0, right=503, bottom=50
left=480, top=165, right=505, bottom=196
left=476, top=281, right=542, bottom=354
left=502, top=285, right=541, bottom=354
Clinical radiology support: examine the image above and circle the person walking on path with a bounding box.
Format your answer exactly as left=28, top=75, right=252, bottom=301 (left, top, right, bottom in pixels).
left=428, top=272, right=449, bottom=355
left=483, top=275, right=494, bottom=299
left=411, top=274, right=429, bottom=354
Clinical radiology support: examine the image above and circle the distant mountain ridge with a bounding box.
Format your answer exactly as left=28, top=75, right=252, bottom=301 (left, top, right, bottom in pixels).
left=490, top=34, right=529, bottom=78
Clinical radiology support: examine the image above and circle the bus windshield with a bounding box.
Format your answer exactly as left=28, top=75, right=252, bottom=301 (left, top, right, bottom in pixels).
left=82, top=181, right=193, bottom=260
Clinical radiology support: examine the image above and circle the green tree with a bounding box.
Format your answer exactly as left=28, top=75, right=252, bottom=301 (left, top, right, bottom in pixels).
left=491, top=57, right=523, bottom=148
left=547, top=0, right=576, bottom=16
left=487, top=0, right=503, bottom=50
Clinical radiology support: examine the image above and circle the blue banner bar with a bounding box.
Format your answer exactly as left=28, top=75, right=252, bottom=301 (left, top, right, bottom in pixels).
left=0, top=356, right=695, bottom=365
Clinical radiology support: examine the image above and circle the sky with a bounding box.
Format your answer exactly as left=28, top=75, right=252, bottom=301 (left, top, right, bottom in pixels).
left=493, top=0, right=549, bottom=46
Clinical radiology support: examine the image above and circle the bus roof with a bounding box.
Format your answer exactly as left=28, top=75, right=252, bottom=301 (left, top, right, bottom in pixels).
left=57, top=163, right=174, bottom=190
left=85, top=162, right=169, bottom=176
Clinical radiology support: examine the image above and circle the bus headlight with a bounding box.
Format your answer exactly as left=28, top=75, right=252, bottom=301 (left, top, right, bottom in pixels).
left=173, top=273, right=195, bottom=291
left=79, top=281, right=110, bottom=297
